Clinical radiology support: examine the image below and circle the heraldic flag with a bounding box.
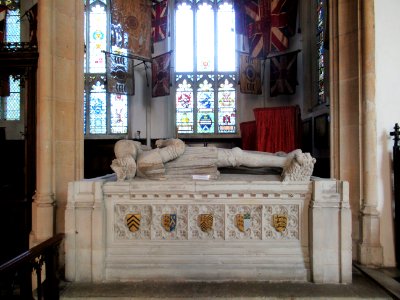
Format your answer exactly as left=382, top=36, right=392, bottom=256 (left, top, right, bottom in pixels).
left=235, top=0, right=298, bottom=58
left=152, top=51, right=171, bottom=98
left=270, top=50, right=298, bottom=97
left=152, top=0, right=168, bottom=43
left=106, top=53, right=135, bottom=95
left=239, top=53, right=262, bottom=95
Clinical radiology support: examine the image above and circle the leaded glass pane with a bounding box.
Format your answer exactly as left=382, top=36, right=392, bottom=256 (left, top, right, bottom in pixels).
left=175, top=0, right=236, bottom=135
left=89, top=93, right=107, bottom=134
left=90, top=0, right=106, bottom=4
left=84, top=11, right=87, bottom=71
left=110, top=94, right=128, bottom=134
left=197, top=76, right=214, bottom=133
left=176, top=79, right=194, bottom=133
left=217, top=2, right=235, bottom=72
left=5, top=9, right=20, bottom=42
left=83, top=91, right=87, bottom=134
left=0, top=77, right=20, bottom=121
left=89, top=3, right=107, bottom=73
left=196, top=3, right=214, bottom=72
left=176, top=3, right=194, bottom=72
left=316, top=0, right=326, bottom=104
left=217, top=78, right=235, bottom=133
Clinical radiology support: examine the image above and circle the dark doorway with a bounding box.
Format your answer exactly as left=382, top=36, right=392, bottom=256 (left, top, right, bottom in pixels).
left=0, top=43, right=38, bottom=264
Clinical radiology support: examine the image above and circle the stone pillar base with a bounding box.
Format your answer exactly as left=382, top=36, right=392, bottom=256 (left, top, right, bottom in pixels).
left=358, top=243, right=383, bottom=266
left=358, top=208, right=383, bottom=266
left=30, top=193, right=55, bottom=247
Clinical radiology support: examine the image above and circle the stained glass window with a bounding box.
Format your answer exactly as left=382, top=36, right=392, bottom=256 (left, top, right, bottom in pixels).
left=110, top=94, right=128, bottom=134
left=5, top=8, right=20, bottom=42
left=84, top=0, right=129, bottom=136
left=176, top=76, right=194, bottom=133
left=175, top=0, right=236, bottom=135
left=316, top=0, right=327, bottom=104
left=0, top=77, right=20, bottom=121
left=0, top=9, right=21, bottom=121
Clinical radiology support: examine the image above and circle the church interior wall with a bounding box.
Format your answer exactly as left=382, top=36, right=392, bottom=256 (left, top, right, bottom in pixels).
left=374, top=0, right=400, bottom=266
left=4, top=0, right=398, bottom=269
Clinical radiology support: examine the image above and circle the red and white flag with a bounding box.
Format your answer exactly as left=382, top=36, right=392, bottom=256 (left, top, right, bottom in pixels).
left=152, top=0, right=168, bottom=43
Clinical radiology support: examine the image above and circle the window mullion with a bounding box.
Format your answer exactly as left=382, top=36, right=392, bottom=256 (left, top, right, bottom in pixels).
left=106, top=0, right=111, bottom=135
left=213, top=2, right=218, bottom=134
left=193, top=4, right=198, bottom=134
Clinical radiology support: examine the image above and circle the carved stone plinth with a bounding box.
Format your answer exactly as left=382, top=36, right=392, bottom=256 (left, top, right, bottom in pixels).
left=65, top=175, right=351, bottom=283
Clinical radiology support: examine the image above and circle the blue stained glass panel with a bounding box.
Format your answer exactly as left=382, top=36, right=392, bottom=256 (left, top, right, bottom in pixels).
left=110, top=94, right=128, bottom=134
left=197, top=112, right=214, bottom=133
left=198, top=91, right=214, bottom=109
left=89, top=93, right=107, bottom=134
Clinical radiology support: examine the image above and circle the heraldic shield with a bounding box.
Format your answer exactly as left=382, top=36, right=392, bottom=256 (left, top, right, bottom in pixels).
left=235, top=213, right=251, bottom=232
left=273, top=214, right=288, bottom=232
left=199, top=214, right=213, bottom=232
left=162, top=213, right=177, bottom=232
left=126, top=214, right=141, bottom=232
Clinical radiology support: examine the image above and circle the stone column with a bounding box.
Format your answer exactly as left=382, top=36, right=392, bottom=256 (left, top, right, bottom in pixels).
left=31, top=0, right=55, bottom=245
left=357, top=0, right=383, bottom=266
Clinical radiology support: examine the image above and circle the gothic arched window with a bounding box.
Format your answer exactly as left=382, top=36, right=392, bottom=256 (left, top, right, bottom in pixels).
left=0, top=7, right=21, bottom=121
left=175, top=0, right=237, bottom=136
left=84, top=0, right=128, bottom=136
left=316, top=0, right=328, bottom=105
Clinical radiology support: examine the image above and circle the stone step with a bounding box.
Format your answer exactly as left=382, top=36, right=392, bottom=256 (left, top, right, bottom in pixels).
left=59, top=269, right=393, bottom=300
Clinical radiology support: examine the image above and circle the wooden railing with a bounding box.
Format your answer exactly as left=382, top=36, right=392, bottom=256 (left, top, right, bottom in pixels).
left=0, top=233, right=64, bottom=299
left=391, top=123, right=400, bottom=268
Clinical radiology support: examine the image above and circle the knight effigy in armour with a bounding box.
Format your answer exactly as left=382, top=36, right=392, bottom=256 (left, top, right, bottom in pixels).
left=110, top=138, right=316, bottom=182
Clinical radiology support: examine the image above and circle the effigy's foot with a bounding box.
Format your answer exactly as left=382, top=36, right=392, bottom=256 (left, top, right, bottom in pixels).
left=282, top=151, right=316, bottom=182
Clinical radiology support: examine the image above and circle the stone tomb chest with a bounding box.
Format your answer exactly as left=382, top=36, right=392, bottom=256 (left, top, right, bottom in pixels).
left=65, top=175, right=351, bottom=283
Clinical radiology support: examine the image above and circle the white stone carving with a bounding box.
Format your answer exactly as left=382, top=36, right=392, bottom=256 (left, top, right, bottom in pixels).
left=263, top=204, right=299, bottom=240
left=114, top=204, right=152, bottom=240
left=110, top=139, right=315, bottom=181
left=226, top=205, right=262, bottom=240
left=188, top=204, right=224, bottom=240
left=151, top=205, right=188, bottom=240
left=66, top=178, right=351, bottom=283
left=282, top=152, right=316, bottom=182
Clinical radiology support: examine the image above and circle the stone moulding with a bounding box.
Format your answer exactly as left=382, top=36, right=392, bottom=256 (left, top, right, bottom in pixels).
left=65, top=176, right=351, bottom=284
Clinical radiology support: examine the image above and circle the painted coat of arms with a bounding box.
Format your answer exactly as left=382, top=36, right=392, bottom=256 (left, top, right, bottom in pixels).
left=235, top=213, right=251, bottom=232
left=199, top=214, right=213, bottom=232
left=273, top=214, right=288, bottom=232
left=126, top=214, right=141, bottom=232
left=162, top=213, right=177, bottom=232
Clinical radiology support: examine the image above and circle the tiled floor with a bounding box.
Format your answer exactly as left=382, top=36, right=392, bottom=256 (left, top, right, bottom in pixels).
left=59, top=265, right=397, bottom=299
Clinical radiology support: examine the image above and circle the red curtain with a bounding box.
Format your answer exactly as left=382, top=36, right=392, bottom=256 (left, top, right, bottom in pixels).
left=240, top=121, right=257, bottom=150
left=253, top=106, right=300, bottom=153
